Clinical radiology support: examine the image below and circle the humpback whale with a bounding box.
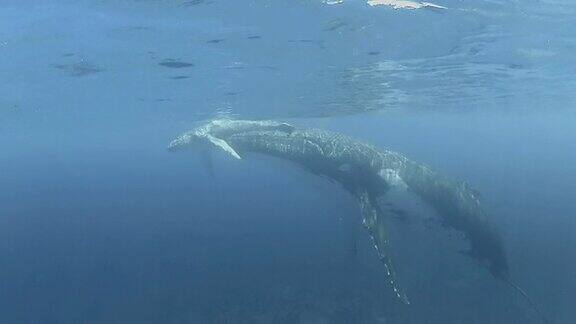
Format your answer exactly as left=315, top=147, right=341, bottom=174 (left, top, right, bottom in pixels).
left=169, top=118, right=547, bottom=321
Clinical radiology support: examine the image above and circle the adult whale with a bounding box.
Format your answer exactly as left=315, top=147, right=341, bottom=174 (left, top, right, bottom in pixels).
left=168, top=119, right=547, bottom=321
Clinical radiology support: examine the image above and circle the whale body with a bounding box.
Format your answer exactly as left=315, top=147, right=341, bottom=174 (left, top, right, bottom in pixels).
left=169, top=119, right=545, bottom=319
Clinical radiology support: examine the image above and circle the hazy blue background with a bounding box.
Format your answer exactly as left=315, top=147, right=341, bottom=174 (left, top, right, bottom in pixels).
left=1, top=0, right=575, bottom=323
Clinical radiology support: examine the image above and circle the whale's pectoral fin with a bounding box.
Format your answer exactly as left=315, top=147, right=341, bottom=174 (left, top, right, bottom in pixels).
left=206, top=135, right=242, bottom=159
left=357, top=189, right=410, bottom=305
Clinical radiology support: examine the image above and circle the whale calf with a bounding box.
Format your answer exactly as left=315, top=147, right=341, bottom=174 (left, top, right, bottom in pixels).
left=169, top=119, right=547, bottom=321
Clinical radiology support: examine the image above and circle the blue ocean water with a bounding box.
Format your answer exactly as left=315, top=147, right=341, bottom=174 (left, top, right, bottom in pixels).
left=1, top=0, right=575, bottom=323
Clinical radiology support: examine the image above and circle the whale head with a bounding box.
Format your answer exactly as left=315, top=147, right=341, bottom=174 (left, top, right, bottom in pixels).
left=168, top=118, right=296, bottom=158
left=167, top=131, right=200, bottom=152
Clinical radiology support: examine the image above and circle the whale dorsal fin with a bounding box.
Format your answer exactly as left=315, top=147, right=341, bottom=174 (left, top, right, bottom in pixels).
left=206, top=135, right=241, bottom=159
left=276, top=122, right=295, bottom=134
